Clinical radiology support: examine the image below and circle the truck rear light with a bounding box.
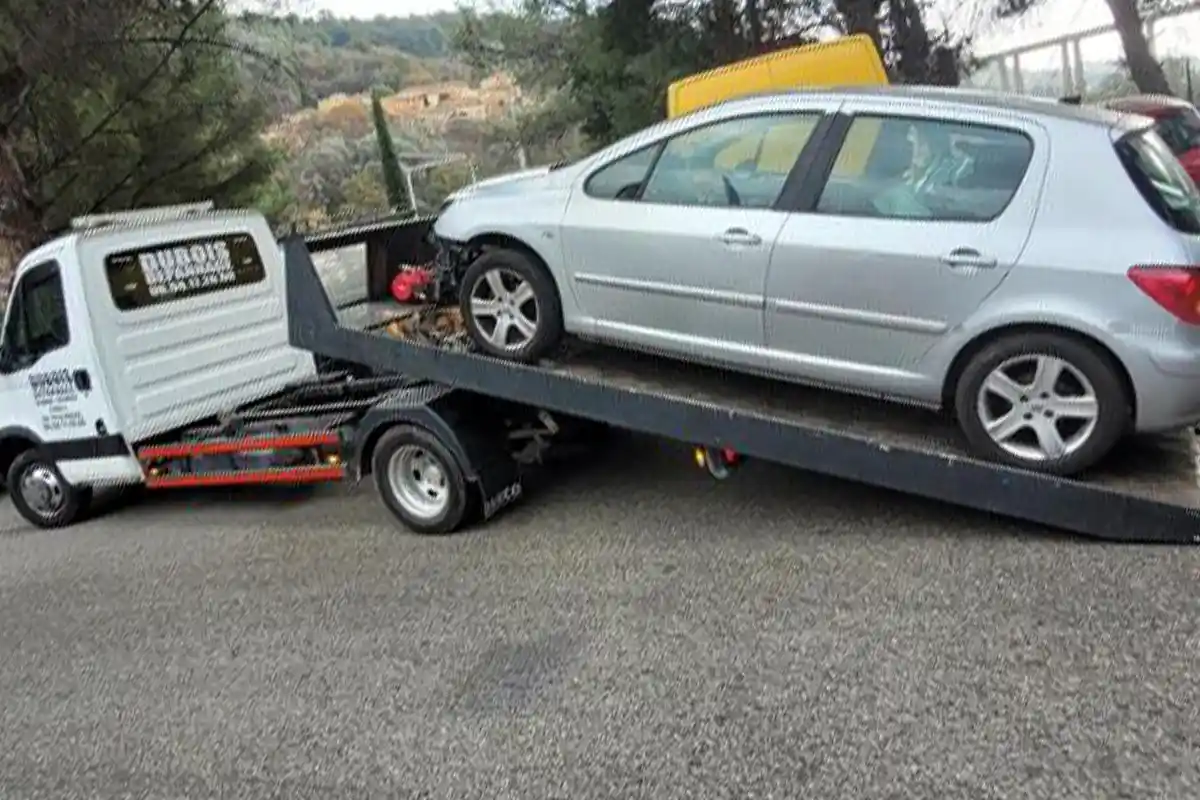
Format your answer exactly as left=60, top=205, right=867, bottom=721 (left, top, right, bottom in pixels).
left=1127, top=265, right=1200, bottom=324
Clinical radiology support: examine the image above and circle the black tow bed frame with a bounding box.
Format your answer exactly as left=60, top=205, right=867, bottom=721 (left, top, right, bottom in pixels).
left=284, top=237, right=1200, bottom=545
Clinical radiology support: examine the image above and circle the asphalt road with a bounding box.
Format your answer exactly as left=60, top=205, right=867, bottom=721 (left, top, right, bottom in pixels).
left=1, top=432, right=1197, bottom=800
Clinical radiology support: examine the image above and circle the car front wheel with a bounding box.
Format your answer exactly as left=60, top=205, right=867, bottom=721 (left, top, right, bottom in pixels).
left=459, top=247, right=563, bottom=363
left=953, top=333, right=1130, bottom=476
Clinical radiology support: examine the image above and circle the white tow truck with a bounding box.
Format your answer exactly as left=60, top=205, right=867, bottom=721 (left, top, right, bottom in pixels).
left=0, top=204, right=566, bottom=531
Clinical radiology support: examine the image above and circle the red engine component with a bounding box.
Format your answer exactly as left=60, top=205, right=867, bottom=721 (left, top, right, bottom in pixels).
left=390, top=266, right=434, bottom=303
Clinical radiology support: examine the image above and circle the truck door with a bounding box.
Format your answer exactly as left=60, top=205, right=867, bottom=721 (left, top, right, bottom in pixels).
left=0, top=258, right=138, bottom=487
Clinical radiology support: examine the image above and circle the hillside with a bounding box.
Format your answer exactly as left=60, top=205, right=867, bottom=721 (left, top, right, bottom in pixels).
left=237, top=11, right=473, bottom=111
left=254, top=12, right=549, bottom=229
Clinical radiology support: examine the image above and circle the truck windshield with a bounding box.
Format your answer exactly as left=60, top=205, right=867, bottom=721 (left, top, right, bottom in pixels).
left=1115, top=127, right=1200, bottom=234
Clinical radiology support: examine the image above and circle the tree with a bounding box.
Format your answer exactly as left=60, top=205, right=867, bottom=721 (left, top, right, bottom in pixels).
left=1105, top=0, right=1170, bottom=94
left=370, top=90, right=411, bottom=212
left=454, top=0, right=970, bottom=149
left=996, top=0, right=1170, bottom=95
left=340, top=167, right=389, bottom=215
left=0, top=0, right=282, bottom=290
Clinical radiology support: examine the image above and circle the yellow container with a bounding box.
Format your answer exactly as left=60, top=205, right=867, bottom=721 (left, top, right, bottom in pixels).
left=666, top=34, right=889, bottom=120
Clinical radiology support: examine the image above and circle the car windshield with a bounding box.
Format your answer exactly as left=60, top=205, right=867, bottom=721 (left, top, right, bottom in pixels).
left=1115, top=127, right=1200, bottom=234
left=1152, top=106, right=1200, bottom=156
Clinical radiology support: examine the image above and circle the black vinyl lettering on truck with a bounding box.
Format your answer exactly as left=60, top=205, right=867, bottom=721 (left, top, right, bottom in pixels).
left=27, top=368, right=77, bottom=407
left=27, top=368, right=88, bottom=433
left=104, top=233, right=267, bottom=311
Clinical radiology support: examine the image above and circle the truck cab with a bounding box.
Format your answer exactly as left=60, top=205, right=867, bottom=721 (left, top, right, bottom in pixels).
left=0, top=203, right=316, bottom=527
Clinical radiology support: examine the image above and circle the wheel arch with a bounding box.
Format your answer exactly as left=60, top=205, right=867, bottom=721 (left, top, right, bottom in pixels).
left=941, top=322, right=1137, bottom=420
left=354, top=411, right=478, bottom=485
left=0, top=427, right=41, bottom=489
left=464, top=231, right=562, bottom=292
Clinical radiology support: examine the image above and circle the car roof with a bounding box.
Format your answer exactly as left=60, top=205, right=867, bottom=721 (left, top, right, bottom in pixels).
left=718, top=84, right=1136, bottom=129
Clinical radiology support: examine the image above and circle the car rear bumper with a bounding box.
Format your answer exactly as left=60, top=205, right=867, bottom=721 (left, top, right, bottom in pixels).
left=1136, top=348, right=1200, bottom=431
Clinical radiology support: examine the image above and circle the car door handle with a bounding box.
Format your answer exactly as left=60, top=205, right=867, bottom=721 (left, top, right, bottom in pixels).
left=940, top=248, right=997, bottom=269
left=718, top=228, right=763, bottom=247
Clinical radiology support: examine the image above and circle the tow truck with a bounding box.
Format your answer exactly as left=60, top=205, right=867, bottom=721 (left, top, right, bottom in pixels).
left=1, top=203, right=1198, bottom=543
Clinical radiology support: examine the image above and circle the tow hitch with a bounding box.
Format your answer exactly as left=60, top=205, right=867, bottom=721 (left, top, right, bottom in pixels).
left=693, top=445, right=742, bottom=480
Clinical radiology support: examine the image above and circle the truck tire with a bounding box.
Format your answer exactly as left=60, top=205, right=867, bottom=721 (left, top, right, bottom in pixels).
left=371, top=425, right=472, bottom=535
left=459, top=248, right=564, bottom=364
left=6, top=450, right=93, bottom=529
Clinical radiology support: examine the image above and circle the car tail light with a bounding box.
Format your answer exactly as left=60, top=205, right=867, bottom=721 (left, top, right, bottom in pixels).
left=1127, top=265, right=1200, bottom=324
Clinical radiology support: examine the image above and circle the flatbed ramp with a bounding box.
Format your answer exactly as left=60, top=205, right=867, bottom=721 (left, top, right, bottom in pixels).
left=286, top=238, right=1200, bottom=544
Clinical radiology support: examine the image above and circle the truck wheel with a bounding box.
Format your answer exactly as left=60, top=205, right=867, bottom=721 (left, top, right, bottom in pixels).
left=6, top=450, right=93, bottom=529
left=953, top=332, right=1129, bottom=476
left=459, top=248, right=564, bottom=363
left=372, top=425, right=471, bottom=535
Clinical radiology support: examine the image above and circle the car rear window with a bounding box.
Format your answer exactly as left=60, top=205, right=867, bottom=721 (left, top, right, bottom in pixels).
left=1115, top=127, right=1200, bottom=234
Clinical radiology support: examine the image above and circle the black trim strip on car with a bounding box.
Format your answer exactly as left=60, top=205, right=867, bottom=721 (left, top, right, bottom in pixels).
left=774, top=112, right=849, bottom=213
left=41, top=435, right=130, bottom=462
left=777, top=111, right=854, bottom=213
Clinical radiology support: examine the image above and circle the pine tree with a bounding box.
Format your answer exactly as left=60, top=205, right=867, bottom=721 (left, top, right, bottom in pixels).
left=370, top=91, right=411, bottom=213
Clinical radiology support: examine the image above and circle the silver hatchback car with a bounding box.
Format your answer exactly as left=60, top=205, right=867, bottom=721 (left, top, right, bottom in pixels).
left=432, top=86, right=1200, bottom=476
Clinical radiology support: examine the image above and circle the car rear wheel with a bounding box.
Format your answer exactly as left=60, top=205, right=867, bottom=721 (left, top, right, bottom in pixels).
left=953, top=333, right=1130, bottom=476
left=459, top=248, right=563, bottom=363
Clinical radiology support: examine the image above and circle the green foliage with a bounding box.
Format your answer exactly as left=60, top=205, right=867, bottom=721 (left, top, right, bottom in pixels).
left=237, top=11, right=470, bottom=108
left=370, top=91, right=411, bottom=212
left=1, top=0, right=282, bottom=242
left=255, top=11, right=458, bottom=57
left=453, top=0, right=968, bottom=149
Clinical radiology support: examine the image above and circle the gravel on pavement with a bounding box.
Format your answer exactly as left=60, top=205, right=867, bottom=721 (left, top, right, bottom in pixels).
left=1, top=433, right=1197, bottom=800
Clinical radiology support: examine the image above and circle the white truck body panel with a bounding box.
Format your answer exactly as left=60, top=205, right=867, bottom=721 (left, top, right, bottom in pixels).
left=76, top=210, right=317, bottom=443
left=0, top=208, right=317, bottom=488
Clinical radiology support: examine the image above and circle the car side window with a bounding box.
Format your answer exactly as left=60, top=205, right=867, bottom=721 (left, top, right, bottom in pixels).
left=640, top=113, right=820, bottom=210
left=584, top=146, right=659, bottom=201
left=816, top=115, right=1034, bottom=222
left=0, top=261, right=69, bottom=371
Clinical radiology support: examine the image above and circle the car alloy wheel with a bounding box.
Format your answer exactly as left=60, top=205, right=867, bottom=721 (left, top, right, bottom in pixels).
left=467, top=267, right=541, bottom=352
left=975, top=353, right=1100, bottom=463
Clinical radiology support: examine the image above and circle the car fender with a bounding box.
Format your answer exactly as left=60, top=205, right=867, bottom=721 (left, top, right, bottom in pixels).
left=434, top=190, right=585, bottom=326
left=929, top=292, right=1143, bottom=392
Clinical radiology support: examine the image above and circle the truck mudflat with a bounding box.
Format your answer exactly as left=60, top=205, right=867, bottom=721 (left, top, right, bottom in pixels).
left=284, top=237, right=1200, bottom=543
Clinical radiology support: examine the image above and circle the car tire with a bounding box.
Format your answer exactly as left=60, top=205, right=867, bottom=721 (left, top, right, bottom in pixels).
left=371, top=425, right=472, bottom=535
left=7, top=450, right=93, bottom=529
left=953, top=332, right=1130, bottom=476
left=459, top=247, right=564, bottom=364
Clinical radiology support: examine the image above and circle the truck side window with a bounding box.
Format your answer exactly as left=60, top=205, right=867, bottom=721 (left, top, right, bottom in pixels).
left=1, top=261, right=69, bottom=370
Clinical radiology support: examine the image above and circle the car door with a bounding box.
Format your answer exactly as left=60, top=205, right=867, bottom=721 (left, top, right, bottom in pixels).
left=0, top=258, right=130, bottom=484
left=559, top=106, right=832, bottom=363
left=764, top=101, right=1047, bottom=399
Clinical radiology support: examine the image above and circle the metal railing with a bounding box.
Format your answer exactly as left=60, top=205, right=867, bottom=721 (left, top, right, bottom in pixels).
left=970, top=0, right=1200, bottom=97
